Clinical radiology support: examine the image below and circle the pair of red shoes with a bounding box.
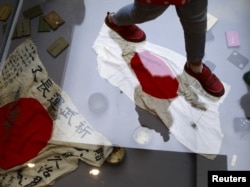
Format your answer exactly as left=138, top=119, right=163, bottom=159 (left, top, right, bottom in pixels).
left=104, top=12, right=225, bottom=97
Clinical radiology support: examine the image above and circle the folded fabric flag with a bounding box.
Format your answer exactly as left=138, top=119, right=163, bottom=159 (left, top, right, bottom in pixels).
left=93, top=24, right=231, bottom=159
left=0, top=39, right=112, bottom=187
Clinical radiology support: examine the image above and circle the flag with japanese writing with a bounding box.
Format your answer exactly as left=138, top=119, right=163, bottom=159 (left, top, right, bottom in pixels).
left=0, top=39, right=112, bottom=187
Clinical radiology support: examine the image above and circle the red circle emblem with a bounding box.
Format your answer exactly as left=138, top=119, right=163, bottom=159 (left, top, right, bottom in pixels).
left=0, top=98, right=53, bottom=169
left=131, top=51, right=179, bottom=99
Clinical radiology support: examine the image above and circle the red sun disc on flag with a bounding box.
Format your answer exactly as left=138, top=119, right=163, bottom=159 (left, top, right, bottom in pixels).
left=131, top=51, right=179, bottom=99
left=0, top=98, right=53, bottom=169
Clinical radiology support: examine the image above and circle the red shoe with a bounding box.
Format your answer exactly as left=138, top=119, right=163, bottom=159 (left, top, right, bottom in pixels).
left=184, top=63, right=225, bottom=97
left=104, top=12, right=146, bottom=42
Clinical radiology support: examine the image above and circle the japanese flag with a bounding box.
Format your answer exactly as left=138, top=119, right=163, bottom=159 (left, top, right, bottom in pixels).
left=0, top=39, right=112, bottom=186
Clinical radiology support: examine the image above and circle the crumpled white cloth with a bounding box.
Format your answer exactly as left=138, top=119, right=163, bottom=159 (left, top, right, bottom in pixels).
left=93, top=24, right=231, bottom=158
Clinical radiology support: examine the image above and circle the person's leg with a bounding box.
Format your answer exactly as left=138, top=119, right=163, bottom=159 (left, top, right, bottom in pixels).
left=113, top=1, right=169, bottom=25
left=105, top=1, right=169, bottom=42
left=176, top=0, right=207, bottom=71
left=176, top=0, right=225, bottom=97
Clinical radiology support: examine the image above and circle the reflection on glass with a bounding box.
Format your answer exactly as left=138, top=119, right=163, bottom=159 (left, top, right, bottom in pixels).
left=27, top=163, right=36, bottom=168
left=88, top=92, right=109, bottom=114
left=133, top=127, right=153, bottom=145
left=89, top=168, right=100, bottom=176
